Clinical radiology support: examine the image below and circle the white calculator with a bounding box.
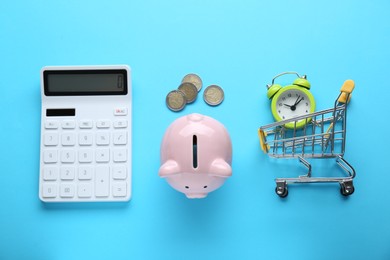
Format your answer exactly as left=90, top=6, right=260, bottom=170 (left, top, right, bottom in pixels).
left=39, top=65, right=132, bottom=202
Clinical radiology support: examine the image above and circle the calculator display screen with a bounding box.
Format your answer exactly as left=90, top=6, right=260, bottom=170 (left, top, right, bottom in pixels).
left=44, top=69, right=128, bottom=96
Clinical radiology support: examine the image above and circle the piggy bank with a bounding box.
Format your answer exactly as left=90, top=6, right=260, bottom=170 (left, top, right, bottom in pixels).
left=158, top=113, right=233, bottom=199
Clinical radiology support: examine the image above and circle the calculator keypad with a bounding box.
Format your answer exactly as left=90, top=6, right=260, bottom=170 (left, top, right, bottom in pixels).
left=41, top=119, right=130, bottom=201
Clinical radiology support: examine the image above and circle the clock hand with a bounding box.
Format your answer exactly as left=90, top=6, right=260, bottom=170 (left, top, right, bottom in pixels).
left=283, top=103, right=297, bottom=111
left=293, top=95, right=301, bottom=106
left=294, top=97, right=304, bottom=106
left=282, top=96, right=304, bottom=111
left=283, top=96, right=303, bottom=111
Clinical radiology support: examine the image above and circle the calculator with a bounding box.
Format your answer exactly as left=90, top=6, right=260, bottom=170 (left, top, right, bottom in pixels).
left=39, top=65, right=132, bottom=202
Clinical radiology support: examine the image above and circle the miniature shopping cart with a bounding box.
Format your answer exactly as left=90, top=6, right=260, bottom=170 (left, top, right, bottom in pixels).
left=258, top=80, right=356, bottom=197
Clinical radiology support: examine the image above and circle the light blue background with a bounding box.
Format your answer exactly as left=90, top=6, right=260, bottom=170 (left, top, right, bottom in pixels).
left=1, top=0, right=389, bottom=259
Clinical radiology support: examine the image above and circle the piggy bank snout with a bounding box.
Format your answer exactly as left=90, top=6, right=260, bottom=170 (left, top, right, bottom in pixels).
left=159, top=113, right=232, bottom=199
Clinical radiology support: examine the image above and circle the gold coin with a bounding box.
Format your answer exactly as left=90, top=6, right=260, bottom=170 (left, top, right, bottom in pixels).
left=166, top=90, right=186, bottom=112
left=203, top=85, right=224, bottom=106
left=182, top=73, right=203, bottom=92
left=178, top=82, right=198, bottom=103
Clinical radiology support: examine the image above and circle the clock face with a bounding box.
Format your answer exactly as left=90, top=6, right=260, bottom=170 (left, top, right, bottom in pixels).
left=271, top=86, right=316, bottom=128
left=275, top=89, right=311, bottom=120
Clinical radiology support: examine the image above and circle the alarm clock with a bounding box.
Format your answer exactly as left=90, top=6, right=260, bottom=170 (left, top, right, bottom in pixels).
left=266, top=72, right=315, bottom=129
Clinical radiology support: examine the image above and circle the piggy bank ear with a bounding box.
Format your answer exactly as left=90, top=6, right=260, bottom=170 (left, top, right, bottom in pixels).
left=209, top=158, right=232, bottom=178
left=159, top=160, right=181, bottom=178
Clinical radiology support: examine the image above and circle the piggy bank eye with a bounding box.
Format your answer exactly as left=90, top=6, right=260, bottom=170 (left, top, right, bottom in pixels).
left=185, top=186, right=189, bottom=189
left=203, top=186, right=208, bottom=189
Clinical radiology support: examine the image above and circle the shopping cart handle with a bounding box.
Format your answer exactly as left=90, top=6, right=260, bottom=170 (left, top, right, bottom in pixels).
left=340, top=80, right=355, bottom=94
left=338, top=80, right=355, bottom=104
left=258, top=129, right=269, bottom=153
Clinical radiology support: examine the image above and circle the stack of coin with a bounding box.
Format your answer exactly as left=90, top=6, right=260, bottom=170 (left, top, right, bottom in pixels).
left=166, top=73, right=202, bottom=112
left=166, top=73, right=225, bottom=112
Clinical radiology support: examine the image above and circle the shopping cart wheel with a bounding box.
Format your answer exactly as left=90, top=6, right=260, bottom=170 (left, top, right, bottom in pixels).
left=275, top=182, right=288, bottom=198
left=340, top=181, right=354, bottom=196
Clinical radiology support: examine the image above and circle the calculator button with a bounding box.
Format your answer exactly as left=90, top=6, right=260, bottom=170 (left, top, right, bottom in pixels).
left=62, top=120, right=76, bottom=129
left=44, top=133, right=59, bottom=146
left=42, top=184, right=57, bottom=198
left=79, top=149, right=93, bottom=163
left=96, top=132, right=110, bottom=146
left=43, top=150, right=58, bottom=163
left=79, top=120, right=93, bottom=129
left=113, top=149, right=127, bottom=162
left=96, top=149, right=110, bottom=163
left=61, top=150, right=76, bottom=163
left=45, top=121, right=59, bottom=129
left=113, top=132, right=127, bottom=145
left=60, top=167, right=75, bottom=180
left=96, top=120, right=110, bottom=128
left=78, top=166, right=93, bottom=180
left=60, top=184, right=75, bottom=198
left=61, top=133, right=76, bottom=146
left=112, top=182, right=127, bottom=197
left=114, top=120, right=128, bottom=128
left=113, top=166, right=127, bottom=180
left=43, top=166, right=58, bottom=181
left=79, top=132, right=93, bottom=146
left=78, top=183, right=92, bottom=198
left=114, top=108, right=127, bottom=116
left=95, top=166, right=110, bottom=197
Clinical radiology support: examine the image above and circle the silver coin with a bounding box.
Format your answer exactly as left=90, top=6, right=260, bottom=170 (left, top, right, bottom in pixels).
left=203, top=85, right=224, bottom=106
left=182, top=73, right=203, bottom=92
left=178, top=82, right=198, bottom=104
left=166, top=90, right=186, bottom=112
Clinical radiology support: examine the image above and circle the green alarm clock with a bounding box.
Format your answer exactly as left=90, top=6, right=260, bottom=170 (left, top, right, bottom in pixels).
left=266, top=72, right=315, bottom=129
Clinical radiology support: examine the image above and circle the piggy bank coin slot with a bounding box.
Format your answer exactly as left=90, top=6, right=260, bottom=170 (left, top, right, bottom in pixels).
left=193, top=135, right=198, bottom=169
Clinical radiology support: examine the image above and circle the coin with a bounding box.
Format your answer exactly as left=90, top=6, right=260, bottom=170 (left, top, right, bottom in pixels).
left=182, top=73, right=203, bottom=92
left=166, top=90, right=186, bottom=112
left=178, top=82, right=198, bottom=104
left=203, top=85, right=224, bottom=106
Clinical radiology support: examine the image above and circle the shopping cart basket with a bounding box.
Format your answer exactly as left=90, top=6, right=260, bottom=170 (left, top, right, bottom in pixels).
left=258, top=80, right=356, bottom=197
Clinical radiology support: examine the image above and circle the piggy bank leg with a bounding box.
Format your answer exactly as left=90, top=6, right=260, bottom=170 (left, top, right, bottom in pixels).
left=158, top=160, right=181, bottom=177
left=209, top=158, right=232, bottom=178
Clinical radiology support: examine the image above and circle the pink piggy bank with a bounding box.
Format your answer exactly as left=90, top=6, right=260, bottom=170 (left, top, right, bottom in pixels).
left=159, top=113, right=233, bottom=199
